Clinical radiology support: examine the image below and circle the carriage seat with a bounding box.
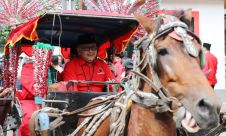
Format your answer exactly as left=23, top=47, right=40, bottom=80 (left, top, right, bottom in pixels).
left=45, top=91, right=115, bottom=110
left=45, top=91, right=115, bottom=135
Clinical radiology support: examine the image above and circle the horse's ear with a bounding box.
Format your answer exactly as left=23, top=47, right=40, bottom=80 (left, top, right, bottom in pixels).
left=174, top=9, right=193, bottom=29
left=134, top=14, right=156, bottom=34
left=184, top=8, right=193, bottom=23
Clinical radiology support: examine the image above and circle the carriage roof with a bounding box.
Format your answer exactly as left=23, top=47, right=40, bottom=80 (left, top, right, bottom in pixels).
left=5, top=10, right=139, bottom=58
left=37, top=10, right=139, bottom=48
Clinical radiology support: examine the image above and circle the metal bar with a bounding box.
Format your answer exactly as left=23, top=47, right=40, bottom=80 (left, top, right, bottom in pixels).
left=67, top=80, right=121, bottom=85
left=43, top=100, right=69, bottom=105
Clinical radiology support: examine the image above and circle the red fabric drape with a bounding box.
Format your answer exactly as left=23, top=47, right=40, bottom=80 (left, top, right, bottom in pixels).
left=4, top=16, right=40, bottom=55
left=20, top=45, right=33, bottom=57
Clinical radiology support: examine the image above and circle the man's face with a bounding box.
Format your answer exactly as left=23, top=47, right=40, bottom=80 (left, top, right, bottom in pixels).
left=77, top=43, right=98, bottom=63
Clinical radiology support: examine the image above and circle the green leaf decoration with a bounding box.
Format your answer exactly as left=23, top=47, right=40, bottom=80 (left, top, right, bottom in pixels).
left=33, top=42, right=54, bottom=50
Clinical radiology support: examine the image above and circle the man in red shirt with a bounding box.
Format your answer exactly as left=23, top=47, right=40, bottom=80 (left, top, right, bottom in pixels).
left=202, top=43, right=218, bottom=88
left=63, top=35, right=115, bottom=92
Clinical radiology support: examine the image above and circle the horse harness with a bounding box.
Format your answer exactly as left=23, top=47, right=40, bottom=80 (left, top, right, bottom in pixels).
left=130, top=14, right=204, bottom=113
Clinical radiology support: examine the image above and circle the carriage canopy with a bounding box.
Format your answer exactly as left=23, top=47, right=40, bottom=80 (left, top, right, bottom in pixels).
left=5, top=10, right=139, bottom=59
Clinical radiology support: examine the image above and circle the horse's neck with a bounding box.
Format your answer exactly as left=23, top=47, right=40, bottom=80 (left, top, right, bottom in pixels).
left=126, top=64, right=177, bottom=136
left=127, top=104, right=176, bottom=136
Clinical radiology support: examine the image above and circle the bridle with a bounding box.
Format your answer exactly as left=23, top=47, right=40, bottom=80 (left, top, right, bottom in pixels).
left=129, top=14, right=203, bottom=113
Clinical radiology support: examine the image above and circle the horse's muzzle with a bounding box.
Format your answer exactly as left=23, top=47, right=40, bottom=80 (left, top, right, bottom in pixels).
left=195, top=97, right=221, bottom=129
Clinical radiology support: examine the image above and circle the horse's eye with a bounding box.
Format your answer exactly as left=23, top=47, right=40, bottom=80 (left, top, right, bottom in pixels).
left=158, top=48, right=168, bottom=56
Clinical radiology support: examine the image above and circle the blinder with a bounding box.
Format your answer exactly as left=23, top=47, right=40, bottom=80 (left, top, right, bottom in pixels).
left=146, top=15, right=205, bottom=69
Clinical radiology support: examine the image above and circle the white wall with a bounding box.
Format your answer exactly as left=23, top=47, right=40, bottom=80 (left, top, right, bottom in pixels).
left=161, top=0, right=225, bottom=89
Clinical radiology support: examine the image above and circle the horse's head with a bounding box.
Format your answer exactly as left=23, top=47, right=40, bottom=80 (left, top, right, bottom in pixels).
left=135, top=9, right=221, bottom=132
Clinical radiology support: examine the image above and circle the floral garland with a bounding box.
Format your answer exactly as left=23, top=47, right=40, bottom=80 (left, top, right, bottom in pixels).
left=32, top=42, right=54, bottom=103
left=83, top=0, right=161, bottom=42
left=0, top=0, right=60, bottom=27
left=8, top=46, right=20, bottom=89
left=2, top=55, right=10, bottom=88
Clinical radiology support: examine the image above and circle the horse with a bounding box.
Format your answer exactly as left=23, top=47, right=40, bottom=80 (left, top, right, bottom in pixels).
left=73, top=9, right=221, bottom=136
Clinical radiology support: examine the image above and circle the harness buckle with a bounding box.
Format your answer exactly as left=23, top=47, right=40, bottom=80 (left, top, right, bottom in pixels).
left=168, top=97, right=182, bottom=112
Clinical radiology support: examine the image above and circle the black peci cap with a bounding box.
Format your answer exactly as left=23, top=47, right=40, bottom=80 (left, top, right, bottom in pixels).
left=76, top=34, right=97, bottom=47
left=71, top=34, right=98, bottom=56
left=203, top=43, right=211, bottom=50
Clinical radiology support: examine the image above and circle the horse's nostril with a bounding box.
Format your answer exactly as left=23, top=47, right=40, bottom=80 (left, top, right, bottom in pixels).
left=197, top=99, right=211, bottom=112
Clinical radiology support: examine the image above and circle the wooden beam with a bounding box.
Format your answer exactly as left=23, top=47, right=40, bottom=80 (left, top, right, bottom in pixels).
left=225, top=0, right=226, bottom=9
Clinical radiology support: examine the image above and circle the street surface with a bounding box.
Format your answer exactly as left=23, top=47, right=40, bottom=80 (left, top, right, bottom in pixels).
left=216, top=89, right=226, bottom=103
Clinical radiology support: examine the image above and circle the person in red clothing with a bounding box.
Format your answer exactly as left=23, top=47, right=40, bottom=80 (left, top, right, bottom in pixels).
left=63, top=35, right=115, bottom=92
left=202, top=43, right=218, bottom=88
left=16, top=59, right=36, bottom=136
left=111, top=56, right=125, bottom=82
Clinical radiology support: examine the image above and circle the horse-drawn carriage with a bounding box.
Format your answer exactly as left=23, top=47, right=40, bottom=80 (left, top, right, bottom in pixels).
left=0, top=9, right=225, bottom=136
left=1, top=10, right=139, bottom=135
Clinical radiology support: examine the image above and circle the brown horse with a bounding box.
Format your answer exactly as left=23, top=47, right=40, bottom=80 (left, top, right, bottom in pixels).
left=73, top=9, right=221, bottom=136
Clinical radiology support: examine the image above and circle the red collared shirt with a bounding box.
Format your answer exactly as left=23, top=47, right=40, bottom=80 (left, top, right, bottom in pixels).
left=63, top=57, right=115, bottom=92
left=16, top=63, right=36, bottom=100
left=202, top=51, right=218, bottom=85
